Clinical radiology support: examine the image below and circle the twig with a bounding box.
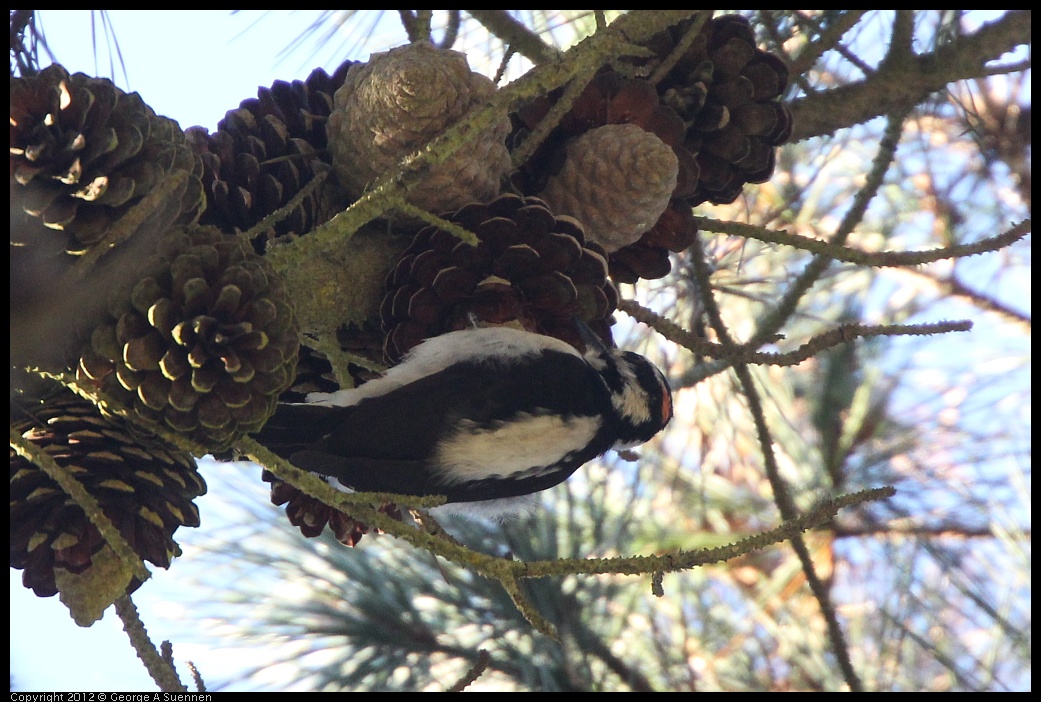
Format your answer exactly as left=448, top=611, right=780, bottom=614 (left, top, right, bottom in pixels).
left=398, top=10, right=432, bottom=43
left=695, top=217, right=1030, bottom=267
left=751, top=108, right=909, bottom=347
left=620, top=299, right=973, bottom=366
left=115, top=595, right=187, bottom=692
left=445, top=649, right=492, bottom=692
left=789, top=11, right=1031, bottom=141
left=466, top=10, right=561, bottom=64
left=687, top=227, right=866, bottom=691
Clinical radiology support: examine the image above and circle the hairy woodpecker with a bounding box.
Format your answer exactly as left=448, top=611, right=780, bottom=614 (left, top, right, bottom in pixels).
left=254, top=321, right=672, bottom=510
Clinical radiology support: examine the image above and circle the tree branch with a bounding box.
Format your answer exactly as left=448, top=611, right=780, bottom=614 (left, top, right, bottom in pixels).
left=695, top=217, right=1030, bottom=267
left=466, top=10, right=561, bottom=64
left=790, top=11, right=1031, bottom=141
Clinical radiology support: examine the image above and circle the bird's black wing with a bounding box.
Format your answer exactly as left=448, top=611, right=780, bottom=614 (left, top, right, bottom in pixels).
left=254, top=349, right=611, bottom=500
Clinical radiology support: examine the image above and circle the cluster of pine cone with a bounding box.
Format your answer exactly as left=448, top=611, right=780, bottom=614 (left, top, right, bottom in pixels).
left=10, top=14, right=792, bottom=617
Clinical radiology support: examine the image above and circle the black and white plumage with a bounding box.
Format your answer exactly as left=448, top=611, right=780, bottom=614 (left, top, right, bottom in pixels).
left=254, top=323, right=672, bottom=509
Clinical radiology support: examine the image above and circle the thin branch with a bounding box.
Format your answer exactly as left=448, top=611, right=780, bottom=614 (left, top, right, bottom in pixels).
left=620, top=299, right=973, bottom=366
left=390, top=201, right=480, bottom=245
left=67, top=169, right=191, bottom=280
left=909, top=268, right=1031, bottom=330
left=398, top=10, right=432, bottom=43
left=790, top=10, right=1031, bottom=141
left=687, top=229, right=865, bottom=691
left=114, top=595, right=187, bottom=692
left=509, top=62, right=600, bottom=168
left=186, top=660, right=207, bottom=692
left=789, top=11, right=870, bottom=80
left=445, top=650, right=492, bottom=692
left=647, top=13, right=710, bottom=86
left=499, top=574, right=559, bottom=639
left=466, top=10, right=562, bottom=64
left=792, top=10, right=875, bottom=78
left=241, top=438, right=892, bottom=610
left=751, top=108, right=910, bottom=347
left=833, top=524, right=1031, bottom=539
left=694, top=217, right=1030, bottom=267
left=884, top=10, right=917, bottom=68
left=569, top=612, right=658, bottom=691
left=243, top=168, right=328, bottom=243
left=982, top=59, right=1031, bottom=76
left=439, top=10, right=461, bottom=50
left=738, top=368, right=865, bottom=690
left=651, top=571, right=665, bottom=597
left=514, top=487, right=896, bottom=578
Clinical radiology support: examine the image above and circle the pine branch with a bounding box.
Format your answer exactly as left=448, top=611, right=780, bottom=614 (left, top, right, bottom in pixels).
left=114, top=595, right=187, bottom=692
left=694, top=218, right=1030, bottom=267
left=466, top=10, right=561, bottom=64
left=686, top=227, right=864, bottom=691
left=790, top=11, right=1031, bottom=141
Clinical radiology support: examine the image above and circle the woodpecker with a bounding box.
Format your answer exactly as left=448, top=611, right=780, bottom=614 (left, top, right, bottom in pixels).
left=253, top=321, right=672, bottom=511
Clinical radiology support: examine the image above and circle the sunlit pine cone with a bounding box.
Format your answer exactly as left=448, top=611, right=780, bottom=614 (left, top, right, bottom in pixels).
left=381, top=193, right=619, bottom=361
left=510, top=69, right=699, bottom=283
left=10, top=63, right=204, bottom=254
left=11, top=63, right=206, bottom=379
left=10, top=393, right=205, bottom=625
left=263, top=471, right=403, bottom=546
left=640, top=14, right=794, bottom=206
left=187, top=60, right=355, bottom=252
left=327, top=41, right=511, bottom=217
left=76, top=226, right=300, bottom=453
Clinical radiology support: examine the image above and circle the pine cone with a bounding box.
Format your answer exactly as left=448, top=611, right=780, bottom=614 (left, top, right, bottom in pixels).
left=263, top=471, right=402, bottom=547
left=538, top=123, right=679, bottom=253
left=10, top=63, right=204, bottom=254
left=381, top=194, right=618, bottom=361
left=510, top=70, right=700, bottom=283
left=11, top=63, right=206, bottom=379
left=10, top=393, right=205, bottom=624
left=327, top=41, right=511, bottom=216
left=76, top=226, right=300, bottom=452
left=188, top=60, right=355, bottom=252
left=642, top=14, right=793, bottom=205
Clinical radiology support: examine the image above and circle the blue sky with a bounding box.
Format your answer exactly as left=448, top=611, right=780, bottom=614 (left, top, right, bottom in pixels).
left=26, top=10, right=413, bottom=132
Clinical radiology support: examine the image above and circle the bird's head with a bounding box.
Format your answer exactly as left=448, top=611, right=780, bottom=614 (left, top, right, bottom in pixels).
left=573, top=318, right=673, bottom=446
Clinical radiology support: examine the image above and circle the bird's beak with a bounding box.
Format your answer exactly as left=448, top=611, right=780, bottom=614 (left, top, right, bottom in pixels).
left=572, top=315, right=610, bottom=354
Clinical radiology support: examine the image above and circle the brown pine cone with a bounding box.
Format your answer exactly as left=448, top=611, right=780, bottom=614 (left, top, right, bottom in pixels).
left=188, top=60, right=355, bottom=252
left=263, top=471, right=402, bottom=547
left=640, top=14, right=794, bottom=206
left=381, top=193, right=619, bottom=361
left=10, top=393, right=206, bottom=624
left=327, top=41, right=511, bottom=217
left=10, top=63, right=204, bottom=254
left=510, top=69, right=700, bottom=283
left=11, top=63, right=206, bottom=380
left=538, top=123, right=679, bottom=254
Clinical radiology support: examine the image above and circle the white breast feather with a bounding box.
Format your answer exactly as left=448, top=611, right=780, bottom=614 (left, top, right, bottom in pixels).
left=434, top=412, right=602, bottom=484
